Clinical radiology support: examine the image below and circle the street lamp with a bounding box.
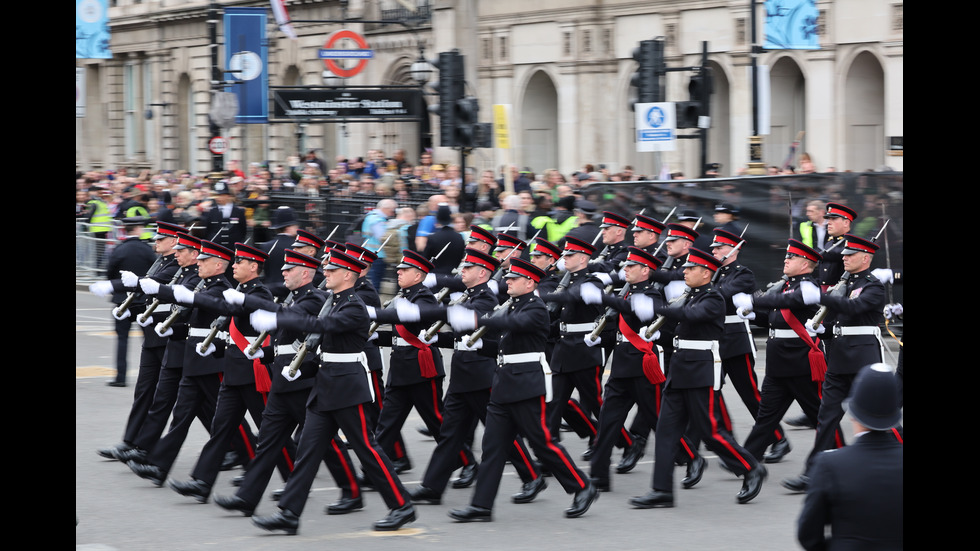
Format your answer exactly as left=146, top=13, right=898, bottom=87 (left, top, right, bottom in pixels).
left=410, top=50, right=432, bottom=86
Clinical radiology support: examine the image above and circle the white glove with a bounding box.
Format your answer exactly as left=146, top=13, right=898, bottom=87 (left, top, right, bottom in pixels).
left=394, top=298, right=421, bottom=322
left=137, top=312, right=155, bottom=327
left=457, top=335, right=483, bottom=351
left=423, top=273, right=438, bottom=288
left=487, top=279, right=499, bottom=296
left=638, top=326, right=660, bottom=343
left=584, top=334, right=601, bottom=347
left=111, top=306, right=131, bottom=321
left=195, top=341, right=216, bottom=357
left=120, top=271, right=139, bottom=288
left=155, top=322, right=173, bottom=338
left=883, top=303, right=903, bottom=320
left=580, top=283, right=603, bottom=305
left=736, top=308, right=756, bottom=321
left=244, top=347, right=264, bottom=360
left=732, top=292, right=753, bottom=313
left=365, top=306, right=378, bottom=320
left=617, top=267, right=627, bottom=281
left=140, top=278, right=161, bottom=295
left=250, top=310, right=279, bottom=332
left=872, top=268, right=894, bottom=284
left=631, top=294, right=656, bottom=322
left=813, top=324, right=825, bottom=335
left=555, top=258, right=566, bottom=272
left=594, top=272, right=612, bottom=286
left=418, top=330, right=438, bottom=345
left=447, top=305, right=478, bottom=331
left=799, top=281, right=821, bottom=305
left=664, top=280, right=688, bottom=302
left=367, top=331, right=379, bottom=342
left=281, top=364, right=301, bottom=382
left=172, top=285, right=195, bottom=305
left=223, top=288, right=245, bottom=305
left=89, top=281, right=113, bottom=297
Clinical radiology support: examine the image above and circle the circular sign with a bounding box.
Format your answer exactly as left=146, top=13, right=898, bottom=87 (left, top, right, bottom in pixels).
left=209, top=136, right=229, bottom=155
left=320, top=30, right=373, bottom=78
left=229, top=51, right=262, bottom=81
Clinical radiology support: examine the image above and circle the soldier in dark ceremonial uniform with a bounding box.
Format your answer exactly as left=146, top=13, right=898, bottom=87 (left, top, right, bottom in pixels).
left=629, top=248, right=767, bottom=509
left=781, top=234, right=890, bottom=493
left=213, top=249, right=362, bottom=517
left=261, top=207, right=301, bottom=287
left=248, top=248, right=417, bottom=533
left=814, top=202, right=856, bottom=287
left=444, top=258, right=599, bottom=522
left=95, top=220, right=182, bottom=460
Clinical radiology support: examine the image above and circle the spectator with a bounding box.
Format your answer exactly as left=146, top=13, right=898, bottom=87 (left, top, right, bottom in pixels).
left=362, top=198, right=398, bottom=289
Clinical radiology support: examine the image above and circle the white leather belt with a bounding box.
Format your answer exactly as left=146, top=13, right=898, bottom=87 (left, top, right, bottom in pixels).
left=319, top=351, right=374, bottom=402
left=274, top=344, right=299, bottom=355
left=769, top=329, right=799, bottom=339
left=833, top=325, right=879, bottom=337
left=188, top=328, right=214, bottom=338
left=499, top=352, right=553, bottom=402
left=673, top=338, right=723, bottom=391
left=393, top=337, right=415, bottom=348
left=560, top=322, right=594, bottom=333
left=724, top=315, right=744, bottom=324
left=155, top=302, right=173, bottom=311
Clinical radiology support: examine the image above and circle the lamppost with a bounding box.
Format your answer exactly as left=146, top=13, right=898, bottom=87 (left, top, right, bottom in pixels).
left=409, top=47, right=433, bottom=154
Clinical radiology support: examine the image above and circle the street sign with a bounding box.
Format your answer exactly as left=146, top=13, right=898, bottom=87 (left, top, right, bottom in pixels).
left=319, top=29, right=374, bottom=78
left=271, top=88, right=423, bottom=122
left=209, top=136, right=229, bottom=155
left=635, top=102, right=676, bottom=152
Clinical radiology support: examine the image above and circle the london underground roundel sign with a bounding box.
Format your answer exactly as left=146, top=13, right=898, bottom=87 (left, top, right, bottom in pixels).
left=319, top=30, right=374, bottom=78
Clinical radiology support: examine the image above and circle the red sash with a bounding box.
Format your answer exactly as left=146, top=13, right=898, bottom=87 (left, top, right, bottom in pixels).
left=618, top=314, right=665, bottom=385
left=395, top=324, right=437, bottom=378
left=779, top=303, right=827, bottom=382
left=230, top=317, right=272, bottom=393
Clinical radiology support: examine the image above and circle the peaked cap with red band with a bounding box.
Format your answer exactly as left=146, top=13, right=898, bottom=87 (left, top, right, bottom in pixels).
left=632, top=214, right=666, bottom=234
left=344, top=242, right=378, bottom=264
left=786, top=239, right=823, bottom=263
left=396, top=249, right=434, bottom=274
left=710, top=228, right=744, bottom=248
left=282, top=249, right=319, bottom=270
left=562, top=235, right=596, bottom=257
left=459, top=248, right=500, bottom=272
left=683, top=247, right=722, bottom=272
left=323, top=248, right=367, bottom=272
left=467, top=225, right=497, bottom=247
left=198, top=240, right=234, bottom=262
left=154, top=221, right=186, bottom=240
left=495, top=232, right=527, bottom=251
left=665, top=223, right=699, bottom=243
left=824, top=202, right=857, bottom=222
left=530, top=237, right=562, bottom=261
left=173, top=232, right=202, bottom=251
left=292, top=229, right=325, bottom=251
left=841, top=234, right=879, bottom=255
left=599, top=211, right=630, bottom=229
left=623, top=246, right=663, bottom=271
left=234, top=242, right=269, bottom=263
left=504, top=257, right=545, bottom=283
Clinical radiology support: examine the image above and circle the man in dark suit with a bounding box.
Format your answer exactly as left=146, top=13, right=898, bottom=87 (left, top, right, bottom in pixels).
left=797, top=363, right=903, bottom=550
left=261, top=207, right=301, bottom=287
left=422, top=204, right=465, bottom=275
left=202, top=180, right=247, bottom=251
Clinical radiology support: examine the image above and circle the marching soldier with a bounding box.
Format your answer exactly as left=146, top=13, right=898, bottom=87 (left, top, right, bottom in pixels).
left=815, top=202, right=856, bottom=287
left=445, top=258, right=599, bottom=521
left=376, top=248, right=546, bottom=506
left=709, top=229, right=790, bottom=462
left=261, top=207, right=301, bottom=286
left=372, top=250, right=447, bottom=473
left=95, top=220, right=182, bottom=459
left=128, top=239, right=234, bottom=485
left=781, top=234, right=889, bottom=493
left=214, top=249, right=362, bottom=517
left=248, top=248, right=417, bottom=533
left=629, top=248, right=767, bottom=508
left=732, top=239, right=837, bottom=465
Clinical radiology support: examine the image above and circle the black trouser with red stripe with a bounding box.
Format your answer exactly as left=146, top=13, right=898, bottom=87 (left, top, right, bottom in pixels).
left=723, top=353, right=785, bottom=443
left=235, top=388, right=359, bottom=507
left=653, top=386, right=760, bottom=492
left=422, top=388, right=539, bottom=494
left=743, top=374, right=825, bottom=462
left=590, top=377, right=663, bottom=483
left=122, top=344, right=165, bottom=445
left=472, top=396, right=589, bottom=510
left=278, top=403, right=411, bottom=516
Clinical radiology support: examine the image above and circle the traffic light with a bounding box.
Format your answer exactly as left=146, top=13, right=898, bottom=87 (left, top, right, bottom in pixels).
left=676, top=68, right=712, bottom=129
left=630, top=38, right=664, bottom=110
left=455, top=96, right=479, bottom=148
left=429, top=49, right=465, bottom=147
left=473, top=122, right=493, bottom=149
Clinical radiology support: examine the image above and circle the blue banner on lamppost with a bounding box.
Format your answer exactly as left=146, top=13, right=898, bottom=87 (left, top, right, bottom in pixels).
left=763, top=0, right=820, bottom=50
left=223, top=7, right=269, bottom=123
left=76, top=0, right=112, bottom=59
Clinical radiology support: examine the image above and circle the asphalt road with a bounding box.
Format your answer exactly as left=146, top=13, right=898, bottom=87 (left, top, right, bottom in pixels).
left=76, top=289, right=903, bottom=551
